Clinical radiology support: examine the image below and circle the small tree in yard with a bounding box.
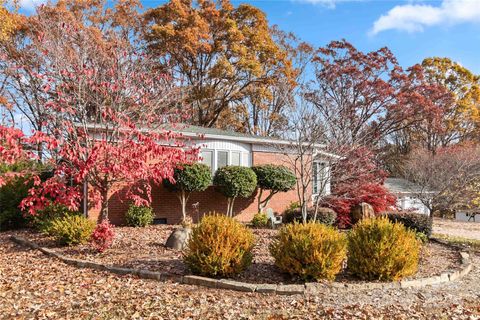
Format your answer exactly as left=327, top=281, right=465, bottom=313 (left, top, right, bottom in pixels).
left=163, top=163, right=212, bottom=221
left=14, top=6, right=196, bottom=220
left=252, top=164, right=296, bottom=213
left=402, top=145, right=480, bottom=216
left=213, top=166, right=257, bottom=217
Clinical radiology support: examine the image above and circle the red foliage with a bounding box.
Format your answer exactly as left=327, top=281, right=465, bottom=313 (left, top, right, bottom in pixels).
left=90, top=219, right=115, bottom=253
left=16, top=8, right=197, bottom=220
left=321, top=147, right=397, bottom=227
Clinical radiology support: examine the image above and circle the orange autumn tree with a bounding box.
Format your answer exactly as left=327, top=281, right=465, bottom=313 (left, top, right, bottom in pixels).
left=143, top=0, right=295, bottom=131
left=421, top=57, right=480, bottom=151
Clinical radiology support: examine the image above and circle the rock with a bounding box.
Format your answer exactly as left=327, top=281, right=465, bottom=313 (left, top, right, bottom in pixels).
left=351, top=202, right=375, bottom=224
left=165, top=227, right=191, bottom=250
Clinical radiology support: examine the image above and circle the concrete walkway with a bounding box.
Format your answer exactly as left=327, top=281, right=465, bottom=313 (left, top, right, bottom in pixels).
left=433, top=218, right=480, bottom=240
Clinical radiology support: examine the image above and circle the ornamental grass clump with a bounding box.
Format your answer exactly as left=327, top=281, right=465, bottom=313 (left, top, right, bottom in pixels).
left=347, top=217, right=421, bottom=281
left=269, top=222, right=347, bottom=281
left=183, top=214, right=255, bottom=277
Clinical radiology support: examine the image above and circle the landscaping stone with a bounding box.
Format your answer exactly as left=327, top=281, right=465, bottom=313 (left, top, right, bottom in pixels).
left=217, top=279, right=256, bottom=292
left=182, top=275, right=218, bottom=288
left=460, top=252, right=470, bottom=264
left=165, top=227, right=191, bottom=250
left=107, top=266, right=136, bottom=275
left=256, top=283, right=277, bottom=294
left=139, top=270, right=163, bottom=281
left=351, top=202, right=375, bottom=224
left=276, top=284, right=305, bottom=295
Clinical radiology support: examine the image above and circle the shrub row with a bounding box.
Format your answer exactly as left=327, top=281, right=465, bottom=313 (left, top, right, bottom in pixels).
left=185, top=215, right=421, bottom=282
left=283, top=202, right=337, bottom=226
left=385, top=211, right=433, bottom=237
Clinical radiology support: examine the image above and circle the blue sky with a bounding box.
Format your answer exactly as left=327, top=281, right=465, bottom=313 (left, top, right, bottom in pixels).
left=21, top=0, right=480, bottom=73
left=223, top=0, right=480, bottom=73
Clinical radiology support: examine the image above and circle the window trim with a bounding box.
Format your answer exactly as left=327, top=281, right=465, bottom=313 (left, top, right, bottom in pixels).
left=312, top=161, right=328, bottom=196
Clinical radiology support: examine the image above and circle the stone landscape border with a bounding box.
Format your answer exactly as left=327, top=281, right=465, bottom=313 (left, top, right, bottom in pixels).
left=10, top=235, right=473, bottom=295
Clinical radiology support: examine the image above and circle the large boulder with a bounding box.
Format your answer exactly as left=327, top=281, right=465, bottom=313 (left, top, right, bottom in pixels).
left=351, top=202, right=375, bottom=224
left=165, top=227, right=192, bottom=250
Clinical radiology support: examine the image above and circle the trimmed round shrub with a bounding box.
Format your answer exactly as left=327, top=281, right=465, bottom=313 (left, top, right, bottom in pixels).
left=163, top=163, right=212, bottom=192
left=385, top=211, right=433, bottom=237
left=48, top=215, right=95, bottom=246
left=252, top=165, right=296, bottom=191
left=270, top=222, right=347, bottom=281
left=125, top=205, right=154, bottom=227
left=347, top=217, right=421, bottom=281
left=251, top=212, right=268, bottom=228
left=163, top=163, right=212, bottom=220
left=184, top=214, right=255, bottom=277
left=213, top=166, right=257, bottom=216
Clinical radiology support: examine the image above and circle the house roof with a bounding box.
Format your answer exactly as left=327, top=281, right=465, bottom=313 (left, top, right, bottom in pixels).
left=77, top=122, right=341, bottom=159
left=385, top=178, right=435, bottom=195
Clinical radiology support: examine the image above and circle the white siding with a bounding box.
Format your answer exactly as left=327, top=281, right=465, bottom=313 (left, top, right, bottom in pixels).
left=195, top=139, right=252, bottom=171
left=396, top=196, right=430, bottom=215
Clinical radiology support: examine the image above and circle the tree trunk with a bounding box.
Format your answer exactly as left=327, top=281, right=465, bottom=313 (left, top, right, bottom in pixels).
left=100, top=188, right=109, bottom=221
left=180, top=190, right=187, bottom=221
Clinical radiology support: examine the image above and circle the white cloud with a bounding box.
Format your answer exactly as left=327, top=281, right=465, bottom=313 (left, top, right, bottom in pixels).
left=19, top=0, right=46, bottom=11
left=371, top=0, right=480, bottom=35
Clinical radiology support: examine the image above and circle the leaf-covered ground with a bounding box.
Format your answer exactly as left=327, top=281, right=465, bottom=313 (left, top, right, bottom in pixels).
left=8, top=225, right=461, bottom=284
left=1, top=230, right=479, bottom=319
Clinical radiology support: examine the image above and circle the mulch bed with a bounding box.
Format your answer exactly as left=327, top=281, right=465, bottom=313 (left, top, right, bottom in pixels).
left=9, top=225, right=461, bottom=285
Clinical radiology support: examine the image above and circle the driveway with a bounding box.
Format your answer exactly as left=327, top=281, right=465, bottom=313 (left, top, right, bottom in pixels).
left=433, top=218, right=480, bottom=240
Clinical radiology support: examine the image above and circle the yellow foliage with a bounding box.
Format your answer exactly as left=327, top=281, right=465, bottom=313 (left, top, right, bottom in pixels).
left=0, top=0, right=17, bottom=42
left=347, top=218, right=420, bottom=281
left=183, top=214, right=255, bottom=277
left=269, top=222, right=347, bottom=281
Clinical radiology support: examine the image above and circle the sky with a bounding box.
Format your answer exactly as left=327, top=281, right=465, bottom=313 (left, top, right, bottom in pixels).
left=18, top=0, right=480, bottom=73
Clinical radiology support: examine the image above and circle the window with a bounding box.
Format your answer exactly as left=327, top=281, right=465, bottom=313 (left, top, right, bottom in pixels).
left=217, top=151, right=228, bottom=169
left=200, top=150, right=213, bottom=170
left=231, top=151, right=241, bottom=166
left=313, top=161, right=327, bottom=195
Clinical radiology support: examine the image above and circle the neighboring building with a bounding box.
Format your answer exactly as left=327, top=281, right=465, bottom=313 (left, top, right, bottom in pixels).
left=89, top=125, right=335, bottom=225
left=385, top=178, right=433, bottom=215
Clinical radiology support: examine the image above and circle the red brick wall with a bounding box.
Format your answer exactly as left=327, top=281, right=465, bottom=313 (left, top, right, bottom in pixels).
left=89, top=150, right=307, bottom=225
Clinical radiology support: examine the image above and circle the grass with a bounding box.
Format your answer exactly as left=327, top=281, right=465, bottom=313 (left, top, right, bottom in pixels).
left=432, top=233, right=480, bottom=251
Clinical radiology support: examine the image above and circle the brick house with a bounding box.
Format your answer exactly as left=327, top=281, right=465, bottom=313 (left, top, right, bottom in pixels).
left=89, top=125, right=334, bottom=225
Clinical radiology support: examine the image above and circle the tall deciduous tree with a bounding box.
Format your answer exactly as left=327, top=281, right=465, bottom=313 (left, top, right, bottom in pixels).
left=420, top=57, right=480, bottom=149
left=307, top=40, right=446, bottom=149
left=143, top=0, right=295, bottom=130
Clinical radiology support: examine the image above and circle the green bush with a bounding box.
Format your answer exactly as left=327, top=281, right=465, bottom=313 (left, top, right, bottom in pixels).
left=0, top=161, right=53, bottom=230
left=252, top=165, right=296, bottom=212
left=0, top=175, right=32, bottom=230
left=385, top=211, right=433, bottom=237
left=125, top=205, right=154, bottom=227
left=213, top=166, right=257, bottom=216
left=164, top=163, right=212, bottom=220
left=48, top=215, right=95, bottom=246
left=269, top=222, right=347, bottom=281
left=347, top=218, right=421, bottom=281
left=251, top=212, right=268, bottom=228
left=184, top=214, right=255, bottom=277
left=283, top=205, right=337, bottom=226
left=32, top=204, right=80, bottom=234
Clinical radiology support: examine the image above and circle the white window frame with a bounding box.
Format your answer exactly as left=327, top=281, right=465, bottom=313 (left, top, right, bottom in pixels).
left=199, top=148, right=250, bottom=173
left=312, top=161, right=329, bottom=196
